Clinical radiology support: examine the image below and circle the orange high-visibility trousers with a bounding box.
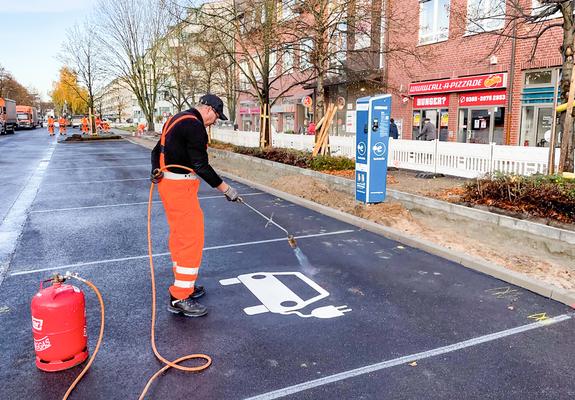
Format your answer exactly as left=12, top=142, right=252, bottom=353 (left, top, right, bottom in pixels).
left=158, top=178, right=204, bottom=299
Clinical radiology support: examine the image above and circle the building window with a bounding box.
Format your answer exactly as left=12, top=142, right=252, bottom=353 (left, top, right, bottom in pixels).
left=269, top=50, right=277, bottom=77
left=355, top=0, right=371, bottom=50
left=239, top=61, right=250, bottom=90
left=283, top=48, right=294, bottom=72
left=524, top=70, right=553, bottom=86
left=300, top=38, right=313, bottom=70
left=419, top=0, right=450, bottom=45
left=466, top=0, right=505, bottom=34
left=280, top=0, right=295, bottom=20
left=531, top=0, right=561, bottom=20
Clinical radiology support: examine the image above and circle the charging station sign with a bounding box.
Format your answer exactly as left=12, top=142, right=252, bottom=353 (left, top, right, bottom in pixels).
left=355, top=95, right=391, bottom=203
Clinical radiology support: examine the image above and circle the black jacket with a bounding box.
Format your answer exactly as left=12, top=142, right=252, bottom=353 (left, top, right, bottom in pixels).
left=151, top=108, right=223, bottom=188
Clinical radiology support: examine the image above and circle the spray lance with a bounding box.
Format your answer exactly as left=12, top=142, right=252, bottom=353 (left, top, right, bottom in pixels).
left=239, top=197, right=298, bottom=249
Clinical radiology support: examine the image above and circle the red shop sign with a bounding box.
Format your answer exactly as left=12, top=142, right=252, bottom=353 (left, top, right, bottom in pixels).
left=413, top=94, right=449, bottom=109
left=409, top=73, right=507, bottom=95
left=459, top=89, right=507, bottom=106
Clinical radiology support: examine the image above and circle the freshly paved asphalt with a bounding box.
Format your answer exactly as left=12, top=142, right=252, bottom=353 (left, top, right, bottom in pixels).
left=0, top=127, right=573, bottom=400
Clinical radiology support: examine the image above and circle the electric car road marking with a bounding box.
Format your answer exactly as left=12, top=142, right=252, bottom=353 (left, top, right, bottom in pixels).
left=220, top=272, right=351, bottom=319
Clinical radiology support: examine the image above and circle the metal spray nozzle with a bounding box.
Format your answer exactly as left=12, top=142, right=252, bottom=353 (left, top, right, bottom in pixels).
left=287, top=235, right=297, bottom=249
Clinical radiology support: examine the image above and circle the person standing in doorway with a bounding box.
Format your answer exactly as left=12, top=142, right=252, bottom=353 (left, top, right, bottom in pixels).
left=417, top=118, right=436, bottom=141
left=389, top=118, right=399, bottom=139
left=151, top=94, right=241, bottom=318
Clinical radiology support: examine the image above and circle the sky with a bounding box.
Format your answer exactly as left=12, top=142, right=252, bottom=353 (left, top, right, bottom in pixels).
left=0, top=0, right=93, bottom=101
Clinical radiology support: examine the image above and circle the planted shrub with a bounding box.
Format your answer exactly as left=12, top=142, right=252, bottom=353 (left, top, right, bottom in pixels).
left=462, top=174, right=575, bottom=223
left=310, top=155, right=355, bottom=171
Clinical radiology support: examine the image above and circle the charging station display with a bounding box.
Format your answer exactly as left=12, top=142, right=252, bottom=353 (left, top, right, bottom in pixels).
left=355, top=94, right=391, bottom=203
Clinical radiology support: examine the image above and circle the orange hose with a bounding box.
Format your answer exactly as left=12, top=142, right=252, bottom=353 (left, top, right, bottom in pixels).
left=139, top=164, right=211, bottom=400
left=62, top=277, right=105, bottom=400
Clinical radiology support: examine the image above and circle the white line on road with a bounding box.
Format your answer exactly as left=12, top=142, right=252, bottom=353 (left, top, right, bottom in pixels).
left=52, top=156, right=149, bottom=162
left=30, top=193, right=264, bottom=213
left=47, top=164, right=149, bottom=171
left=0, top=143, right=57, bottom=286
left=8, top=230, right=355, bottom=277
left=244, top=314, right=573, bottom=400
left=43, top=178, right=149, bottom=185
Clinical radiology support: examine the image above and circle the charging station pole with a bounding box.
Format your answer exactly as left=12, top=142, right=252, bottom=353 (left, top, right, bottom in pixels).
left=355, top=94, right=392, bottom=204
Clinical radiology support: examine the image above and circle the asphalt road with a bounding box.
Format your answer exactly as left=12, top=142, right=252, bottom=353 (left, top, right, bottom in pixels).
left=0, top=127, right=573, bottom=400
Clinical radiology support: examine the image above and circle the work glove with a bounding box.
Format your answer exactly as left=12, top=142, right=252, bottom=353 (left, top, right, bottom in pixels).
left=150, top=169, right=164, bottom=184
left=224, top=185, right=241, bottom=202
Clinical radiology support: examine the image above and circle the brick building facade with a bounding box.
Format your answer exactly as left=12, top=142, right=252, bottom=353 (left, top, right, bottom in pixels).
left=386, top=0, right=563, bottom=146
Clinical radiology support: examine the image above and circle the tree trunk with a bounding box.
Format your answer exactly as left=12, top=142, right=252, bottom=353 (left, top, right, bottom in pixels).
left=559, top=4, right=575, bottom=172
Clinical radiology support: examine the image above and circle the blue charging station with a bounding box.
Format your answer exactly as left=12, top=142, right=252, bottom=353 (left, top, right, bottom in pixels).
left=355, top=94, right=391, bottom=203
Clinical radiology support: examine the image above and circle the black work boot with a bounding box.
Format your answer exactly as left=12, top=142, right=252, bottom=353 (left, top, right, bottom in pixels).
left=190, top=285, right=205, bottom=299
left=168, top=294, right=207, bottom=317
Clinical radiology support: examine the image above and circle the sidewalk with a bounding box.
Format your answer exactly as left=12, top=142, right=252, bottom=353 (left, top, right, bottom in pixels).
left=117, top=129, right=575, bottom=295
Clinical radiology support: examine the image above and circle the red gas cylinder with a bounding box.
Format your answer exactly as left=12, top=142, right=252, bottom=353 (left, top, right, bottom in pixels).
left=31, top=280, right=89, bottom=372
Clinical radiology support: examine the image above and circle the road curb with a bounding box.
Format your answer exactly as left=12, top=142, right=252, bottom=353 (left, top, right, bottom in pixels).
left=218, top=169, right=575, bottom=309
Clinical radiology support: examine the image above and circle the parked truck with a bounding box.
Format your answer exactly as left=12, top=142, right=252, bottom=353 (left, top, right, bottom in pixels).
left=16, top=105, right=38, bottom=129
left=0, top=98, right=17, bottom=134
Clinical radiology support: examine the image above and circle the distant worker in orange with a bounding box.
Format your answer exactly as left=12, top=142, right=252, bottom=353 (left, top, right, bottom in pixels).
left=47, top=116, right=55, bottom=136
left=102, top=120, right=110, bottom=133
left=95, top=115, right=102, bottom=134
left=137, top=122, right=146, bottom=137
left=58, top=116, right=67, bottom=135
left=81, top=116, right=89, bottom=134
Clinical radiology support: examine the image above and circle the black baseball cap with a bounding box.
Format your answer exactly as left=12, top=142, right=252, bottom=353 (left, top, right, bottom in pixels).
left=199, top=94, right=228, bottom=121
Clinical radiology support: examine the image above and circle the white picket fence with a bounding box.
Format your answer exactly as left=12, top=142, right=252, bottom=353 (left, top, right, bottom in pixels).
left=211, top=128, right=563, bottom=178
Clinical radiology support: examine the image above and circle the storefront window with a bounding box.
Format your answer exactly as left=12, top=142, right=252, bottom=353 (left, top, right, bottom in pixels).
left=492, top=107, right=505, bottom=145
left=458, top=107, right=505, bottom=144
left=412, top=108, right=447, bottom=140
left=520, top=68, right=559, bottom=146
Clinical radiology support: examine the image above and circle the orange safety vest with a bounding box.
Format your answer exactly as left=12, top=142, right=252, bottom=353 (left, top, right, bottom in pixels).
left=48, top=117, right=54, bottom=126
left=159, top=114, right=198, bottom=171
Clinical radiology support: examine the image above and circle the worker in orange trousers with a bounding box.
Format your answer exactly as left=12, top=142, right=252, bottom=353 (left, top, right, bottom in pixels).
left=81, top=116, right=89, bottom=134
left=58, top=116, right=67, bottom=135
left=47, top=116, right=55, bottom=136
left=151, top=94, right=240, bottom=317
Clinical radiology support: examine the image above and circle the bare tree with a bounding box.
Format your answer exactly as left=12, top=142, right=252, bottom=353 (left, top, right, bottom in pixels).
left=97, top=0, right=174, bottom=131
left=61, top=22, right=106, bottom=130
left=159, top=20, right=199, bottom=112
left=453, top=0, right=573, bottom=172
left=187, top=0, right=316, bottom=146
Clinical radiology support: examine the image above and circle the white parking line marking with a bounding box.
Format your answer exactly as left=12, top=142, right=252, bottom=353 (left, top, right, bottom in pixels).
left=30, top=193, right=265, bottom=213
left=52, top=156, right=149, bottom=162
left=8, top=230, right=355, bottom=277
left=244, top=314, right=573, bottom=400
left=44, top=178, right=149, bottom=185
left=47, top=164, right=149, bottom=171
